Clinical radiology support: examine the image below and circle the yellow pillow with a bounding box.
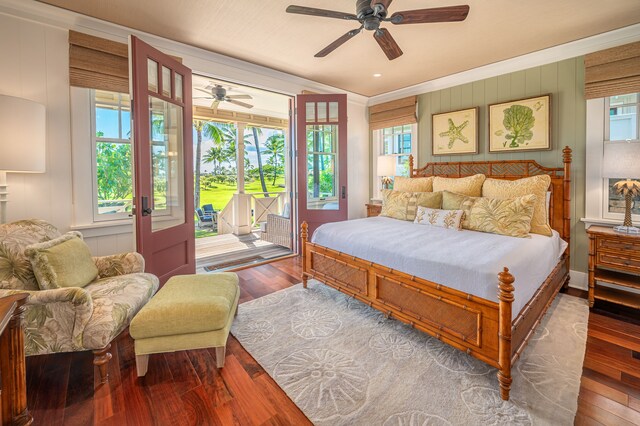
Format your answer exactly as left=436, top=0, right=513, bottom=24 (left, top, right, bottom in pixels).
left=25, top=232, right=98, bottom=290
left=441, top=191, right=476, bottom=229
left=433, top=174, right=486, bottom=197
left=381, top=190, right=442, bottom=221
left=394, top=176, right=434, bottom=192
left=482, top=175, right=552, bottom=236
left=468, top=195, right=537, bottom=238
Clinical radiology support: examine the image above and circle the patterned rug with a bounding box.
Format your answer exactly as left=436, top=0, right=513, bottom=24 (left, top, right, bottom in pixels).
left=231, top=280, right=588, bottom=425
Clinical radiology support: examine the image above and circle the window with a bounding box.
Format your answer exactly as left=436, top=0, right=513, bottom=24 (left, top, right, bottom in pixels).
left=381, top=124, right=414, bottom=178
left=92, top=90, right=133, bottom=220
left=603, top=93, right=640, bottom=219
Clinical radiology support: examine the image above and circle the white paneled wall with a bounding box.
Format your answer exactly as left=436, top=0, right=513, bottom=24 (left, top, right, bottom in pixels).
left=0, top=14, right=71, bottom=229
left=0, top=6, right=370, bottom=256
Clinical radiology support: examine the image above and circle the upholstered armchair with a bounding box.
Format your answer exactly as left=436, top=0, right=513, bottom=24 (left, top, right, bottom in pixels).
left=0, top=219, right=159, bottom=382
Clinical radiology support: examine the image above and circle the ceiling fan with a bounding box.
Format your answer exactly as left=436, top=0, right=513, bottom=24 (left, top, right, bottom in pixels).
left=286, top=0, right=470, bottom=60
left=194, top=84, right=254, bottom=110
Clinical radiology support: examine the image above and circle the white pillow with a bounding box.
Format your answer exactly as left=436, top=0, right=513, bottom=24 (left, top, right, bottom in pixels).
left=414, top=206, right=464, bottom=230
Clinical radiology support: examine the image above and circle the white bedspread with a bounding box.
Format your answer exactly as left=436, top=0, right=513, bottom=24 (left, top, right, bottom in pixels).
left=311, top=216, right=568, bottom=318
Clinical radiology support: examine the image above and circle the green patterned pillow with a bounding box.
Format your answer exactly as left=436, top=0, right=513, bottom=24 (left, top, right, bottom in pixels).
left=441, top=191, right=477, bottom=229
left=381, top=190, right=442, bottom=221
left=468, top=195, right=537, bottom=238
left=25, top=232, right=99, bottom=289
left=414, top=207, right=464, bottom=230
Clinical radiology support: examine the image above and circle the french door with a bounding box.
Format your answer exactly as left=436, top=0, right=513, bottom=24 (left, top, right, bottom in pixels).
left=130, top=36, right=195, bottom=283
left=296, top=94, right=348, bottom=241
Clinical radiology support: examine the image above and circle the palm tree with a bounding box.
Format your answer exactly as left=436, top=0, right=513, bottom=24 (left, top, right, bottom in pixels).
left=248, top=126, right=268, bottom=195
left=263, top=133, right=285, bottom=185
left=193, top=120, right=227, bottom=209
left=202, top=145, right=227, bottom=174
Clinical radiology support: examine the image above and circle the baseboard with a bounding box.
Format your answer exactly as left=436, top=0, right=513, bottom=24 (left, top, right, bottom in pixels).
left=569, top=270, right=588, bottom=291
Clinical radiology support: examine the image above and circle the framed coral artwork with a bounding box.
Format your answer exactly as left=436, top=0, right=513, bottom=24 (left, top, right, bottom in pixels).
left=432, top=107, right=479, bottom=156
left=489, top=94, right=551, bottom=153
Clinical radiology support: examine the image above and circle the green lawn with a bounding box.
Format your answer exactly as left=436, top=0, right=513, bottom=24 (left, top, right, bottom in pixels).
left=195, top=177, right=286, bottom=238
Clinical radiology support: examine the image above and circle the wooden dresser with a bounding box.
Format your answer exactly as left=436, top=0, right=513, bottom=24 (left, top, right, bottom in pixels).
left=587, top=226, right=640, bottom=309
left=366, top=203, right=382, bottom=217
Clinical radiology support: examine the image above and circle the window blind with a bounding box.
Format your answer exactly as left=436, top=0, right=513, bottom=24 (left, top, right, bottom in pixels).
left=69, top=31, right=182, bottom=93
left=369, top=96, right=417, bottom=130
left=584, top=41, right=640, bottom=100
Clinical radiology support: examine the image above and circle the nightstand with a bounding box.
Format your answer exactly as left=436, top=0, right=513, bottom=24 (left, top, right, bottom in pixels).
left=587, top=225, right=640, bottom=309
left=366, top=203, right=382, bottom=217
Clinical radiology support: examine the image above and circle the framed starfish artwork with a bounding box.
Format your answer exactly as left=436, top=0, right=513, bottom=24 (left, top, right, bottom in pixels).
left=489, top=94, right=551, bottom=153
left=432, top=107, right=479, bottom=156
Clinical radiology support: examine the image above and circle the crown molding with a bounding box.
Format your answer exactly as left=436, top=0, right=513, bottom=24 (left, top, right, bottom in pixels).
left=0, top=0, right=369, bottom=106
left=368, top=23, right=640, bottom=106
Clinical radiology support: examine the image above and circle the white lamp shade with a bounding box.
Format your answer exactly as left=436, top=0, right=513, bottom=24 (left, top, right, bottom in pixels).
left=602, top=141, right=640, bottom=179
left=0, top=95, right=46, bottom=173
left=377, top=155, right=395, bottom=177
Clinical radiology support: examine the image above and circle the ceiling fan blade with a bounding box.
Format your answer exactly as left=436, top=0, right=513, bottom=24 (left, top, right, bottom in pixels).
left=193, top=97, right=214, bottom=99
left=286, top=5, right=357, bottom=21
left=210, top=100, right=221, bottom=110
left=374, top=28, right=403, bottom=60
left=227, top=99, right=254, bottom=109
left=389, top=5, right=470, bottom=24
left=315, top=28, right=362, bottom=57
left=226, top=95, right=253, bottom=100
left=196, top=87, right=212, bottom=96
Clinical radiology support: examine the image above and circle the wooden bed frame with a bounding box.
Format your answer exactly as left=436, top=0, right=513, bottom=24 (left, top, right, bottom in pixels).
left=300, top=146, right=572, bottom=401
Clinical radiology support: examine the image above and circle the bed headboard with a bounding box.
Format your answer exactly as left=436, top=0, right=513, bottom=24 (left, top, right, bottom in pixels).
left=409, top=146, right=572, bottom=245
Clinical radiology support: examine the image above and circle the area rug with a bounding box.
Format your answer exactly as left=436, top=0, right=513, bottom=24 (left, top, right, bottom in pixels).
left=231, top=280, right=588, bottom=425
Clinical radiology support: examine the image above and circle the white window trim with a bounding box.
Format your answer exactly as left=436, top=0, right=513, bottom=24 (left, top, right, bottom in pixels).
left=583, top=97, right=640, bottom=228
left=371, top=123, right=418, bottom=200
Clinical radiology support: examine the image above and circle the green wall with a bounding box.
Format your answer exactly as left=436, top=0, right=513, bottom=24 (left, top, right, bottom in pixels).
left=415, top=57, right=587, bottom=272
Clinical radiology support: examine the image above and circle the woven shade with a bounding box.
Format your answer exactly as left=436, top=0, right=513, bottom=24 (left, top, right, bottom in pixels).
left=69, top=31, right=182, bottom=93
left=369, top=96, right=417, bottom=130
left=584, top=41, right=640, bottom=100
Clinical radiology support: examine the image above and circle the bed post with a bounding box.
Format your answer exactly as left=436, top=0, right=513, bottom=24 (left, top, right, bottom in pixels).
left=562, top=146, right=572, bottom=289
left=301, top=221, right=309, bottom=289
left=409, top=154, right=414, bottom=177
left=497, top=267, right=515, bottom=401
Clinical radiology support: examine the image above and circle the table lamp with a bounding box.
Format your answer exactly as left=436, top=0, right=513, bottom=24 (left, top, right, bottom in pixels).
left=602, top=141, right=640, bottom=234
left=377, top=155, right=395, bottom=190
left=0, top=95, right=46, bottom=224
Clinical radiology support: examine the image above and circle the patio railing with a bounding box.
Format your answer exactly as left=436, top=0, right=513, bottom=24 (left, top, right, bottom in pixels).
left=216, top=191, right=287, bottom=235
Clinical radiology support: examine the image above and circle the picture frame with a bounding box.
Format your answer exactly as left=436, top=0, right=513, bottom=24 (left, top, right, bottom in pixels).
left=489, top=94, right=551, bottom=153
left=431, top=107, right=479, bottom=156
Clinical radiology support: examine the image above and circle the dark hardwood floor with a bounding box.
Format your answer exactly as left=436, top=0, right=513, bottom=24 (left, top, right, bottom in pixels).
left=24, top=257, right=640, bottom=425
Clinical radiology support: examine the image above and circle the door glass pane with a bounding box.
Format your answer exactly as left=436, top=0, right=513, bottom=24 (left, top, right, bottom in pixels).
left=305, top=102, right=315, bottom=123
left=162, top=66, right=172, bottom=97
left=147, top=59, right=158, bottom=93
left=175, top=73, right=183, bottom=102
left=329, top=102, right=339, bottom=122
left=317, top=102, right=327, bottom=122
left=149, top=96, right=185, bottom=231
left=306, top=124, right=338, bottom=210
left=609, top=105, right=638, bottom=141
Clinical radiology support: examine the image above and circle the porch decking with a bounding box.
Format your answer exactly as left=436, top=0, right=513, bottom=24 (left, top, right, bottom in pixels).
left=195, top=231, right=292, bottom=272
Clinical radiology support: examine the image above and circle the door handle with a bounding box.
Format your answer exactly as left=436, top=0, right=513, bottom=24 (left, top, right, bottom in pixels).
left=341, top=186, right=346, bottom=199
left=141, top=196, right=153, bottom=216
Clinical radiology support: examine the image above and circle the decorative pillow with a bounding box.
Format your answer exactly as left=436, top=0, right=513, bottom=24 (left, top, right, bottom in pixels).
left=25, top=232, right=98, bottom=290
left=380, top=190, right=442, bottom=221
left=414, top=206, right=464, bottom=230
left=468, top=195, right=537, bottom=238
left=433, top=174, right=486, bottom=197
left=441, top=191, right=477, bottom=229
left=482, top=175, right=552, bottom=236
left=394, top=176, right=434, bottom=192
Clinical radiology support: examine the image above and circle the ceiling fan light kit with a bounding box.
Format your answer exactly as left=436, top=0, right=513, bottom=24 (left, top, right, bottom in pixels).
left=286, top=0, right=470, bottom=60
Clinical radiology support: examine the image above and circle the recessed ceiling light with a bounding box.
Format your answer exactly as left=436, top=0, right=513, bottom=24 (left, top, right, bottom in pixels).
left=373, top=73, right=382, bottom=78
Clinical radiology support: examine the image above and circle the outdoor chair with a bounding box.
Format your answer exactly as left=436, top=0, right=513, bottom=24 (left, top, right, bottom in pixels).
left=202, top=204, right=218, bottom=230
left=196, top=208, right=215, bottom=229
left=261, top=203, right=292, bottom=249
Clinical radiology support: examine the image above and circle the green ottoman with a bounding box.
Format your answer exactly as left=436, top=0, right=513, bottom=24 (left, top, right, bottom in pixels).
left=129, top=273, right=239, bottom=377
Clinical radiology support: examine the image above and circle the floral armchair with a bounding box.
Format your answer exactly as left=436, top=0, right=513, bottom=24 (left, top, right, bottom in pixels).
left=0, top=219, right=159, bottom=383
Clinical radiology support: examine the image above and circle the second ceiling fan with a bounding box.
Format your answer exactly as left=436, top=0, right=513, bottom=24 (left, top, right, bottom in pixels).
left=286, top=0, right=470, bottom=60
left=195, top=84, right=254, bottom=110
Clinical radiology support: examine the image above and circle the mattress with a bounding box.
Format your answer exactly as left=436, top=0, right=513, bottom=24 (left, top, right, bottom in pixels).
left=311, top=216, right=568, bottom=318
